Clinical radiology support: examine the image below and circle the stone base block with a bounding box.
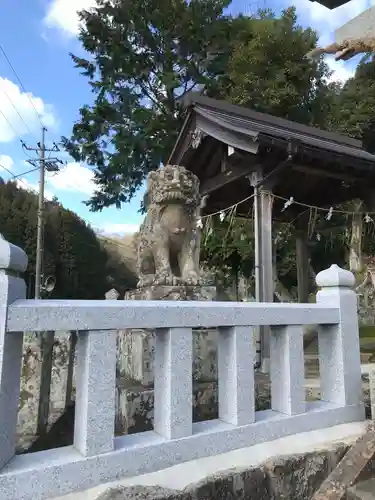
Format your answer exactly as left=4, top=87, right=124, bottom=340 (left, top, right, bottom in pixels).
left=125, top=285, right=216, bottom=301
left=115, top=380, right=219, bottom=435
left=117, top=327, right=218, bottom=388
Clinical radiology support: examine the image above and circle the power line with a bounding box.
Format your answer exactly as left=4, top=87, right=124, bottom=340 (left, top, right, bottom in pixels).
left=0, top=83, right=33, bottom=136
left=0, top=107, right=19, bottom=138
left=0, top=159, right=40, bottom=189
left=0, top=42, right=45, bottom=128
left=0, top=160, right=15, bottom=180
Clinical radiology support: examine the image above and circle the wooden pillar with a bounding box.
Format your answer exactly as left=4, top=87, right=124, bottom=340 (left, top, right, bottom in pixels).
left=349, top=200, right=364, bottom=275
left=259, top=187, right=273, bottom=372
left=295, top=228, right=309, bottom=303
left=260, top=188, right=274, bottom=304
left=251, top=170, right=274, bottom=373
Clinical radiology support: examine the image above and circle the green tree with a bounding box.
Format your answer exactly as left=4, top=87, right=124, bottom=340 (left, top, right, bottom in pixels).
left=201, top=7, right=342, bottom=289
left=0, top=181, right=133, bottom=299
left=63, top=0, right=234, bottom=211
left=219, top=7, right=337, bottom=127
left=331, top=57, right=375, bottom=152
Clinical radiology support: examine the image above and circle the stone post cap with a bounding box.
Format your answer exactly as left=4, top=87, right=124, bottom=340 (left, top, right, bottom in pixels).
left=0, top=236, right=28, bottom=273
left=105, top=288, right=120, bottom=300
left=316, top=264, right=355, bottom=288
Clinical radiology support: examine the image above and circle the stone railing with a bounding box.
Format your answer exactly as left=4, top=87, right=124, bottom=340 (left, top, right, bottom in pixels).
left=0, top=238, right=365, bottom=500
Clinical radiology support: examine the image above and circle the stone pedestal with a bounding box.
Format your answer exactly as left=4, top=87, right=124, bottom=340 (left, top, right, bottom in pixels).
left=116, top=284, right=219, bottom=434
left=118, top=285, right=217, bottom=386
left=125, top=284, right=216, bottom=301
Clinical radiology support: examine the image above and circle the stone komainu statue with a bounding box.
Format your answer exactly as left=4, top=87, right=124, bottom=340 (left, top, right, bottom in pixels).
left=134, top=165, right=202, bottom=288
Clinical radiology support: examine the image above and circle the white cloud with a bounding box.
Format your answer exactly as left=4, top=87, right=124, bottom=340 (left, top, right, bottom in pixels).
left=44, top=0, right=97, bottom=37
left=298, top=0, right=370, bottom=32
left=326, top=58, right=355, bottom=83
left=16, top=178, right=54, bottom=201
left=46, top=162, right=96, bottom=196
left=297, top=0, right=372, bottom=84
left=0, top=154, right=14, bottom=172
left=98, top=223, right=140, bottom=235
left=0, top=77, right=56, bottom=143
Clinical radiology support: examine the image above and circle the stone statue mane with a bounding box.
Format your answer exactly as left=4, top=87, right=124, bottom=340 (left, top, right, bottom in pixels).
left=134, top=165, right=203, bottom=288
left=306, top=36, right=375, bottom=62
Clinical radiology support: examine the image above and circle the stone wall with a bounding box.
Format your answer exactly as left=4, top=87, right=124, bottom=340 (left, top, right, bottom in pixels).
left=17, top=327, right=228, bottom=448
left=115, top=325, right=269, bottom=434
left=115, top=328, right=220, bottom=433
left=17, top=332, right=73, bottom=452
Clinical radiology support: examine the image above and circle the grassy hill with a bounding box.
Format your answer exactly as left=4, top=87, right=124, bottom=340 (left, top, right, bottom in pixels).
left=97, top=234, right=138, bottom=294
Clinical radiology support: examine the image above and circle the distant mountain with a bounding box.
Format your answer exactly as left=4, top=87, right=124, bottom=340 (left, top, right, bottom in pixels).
left=93, top=225, right=139, bottom=239
left=97, top=233, right=137, bottom=279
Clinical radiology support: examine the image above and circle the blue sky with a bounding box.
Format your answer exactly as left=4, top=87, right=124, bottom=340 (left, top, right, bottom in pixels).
left=0, top=0, right=372, bottom=235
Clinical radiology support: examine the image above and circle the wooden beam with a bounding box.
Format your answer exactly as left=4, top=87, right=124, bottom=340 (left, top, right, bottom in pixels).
left=200, top=163, right=255, bottom=195
left=205, top=143, right=223, bottom=178
left=291, top=164, right=359, bottom=182
left=194, top=136, right=216, bottom=174
left=168, top=112, right=194, bottom=165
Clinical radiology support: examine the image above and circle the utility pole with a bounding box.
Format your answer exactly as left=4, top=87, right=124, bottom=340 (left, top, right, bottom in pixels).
left=35, top=126, right=45, bottom=300
left=22, top=128, right=62, bottom=299
left=21, top=127, right=63, bottom=436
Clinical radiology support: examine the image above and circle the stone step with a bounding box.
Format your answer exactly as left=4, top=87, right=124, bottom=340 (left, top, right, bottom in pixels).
left=347, top=477, right=375, bottom=499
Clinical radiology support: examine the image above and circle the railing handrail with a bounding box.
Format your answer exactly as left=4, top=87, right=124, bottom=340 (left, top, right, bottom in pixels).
left=6, top=298, right=340, bottom=333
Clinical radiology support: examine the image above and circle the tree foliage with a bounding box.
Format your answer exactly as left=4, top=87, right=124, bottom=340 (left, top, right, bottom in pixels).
left=200, top=7, right=347, bottom=291
left=63, top=0, right=234, bottom=210
left=65, top=3, right=345, bottom=213
left=216, top=8, right=337, bottom=128
left=0, top=182, right=134, bottom=298
left=331, top=57, right=375, bottom=152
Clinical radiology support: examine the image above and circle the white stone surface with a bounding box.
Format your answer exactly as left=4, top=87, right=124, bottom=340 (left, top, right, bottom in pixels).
left=154, top=327, right=192, bottom=439
left=218, top=326, right=255, bottom=426
left=74, top=330, right=117, bottom=457
left=316, top=264, right=355, bottom=288
left=316, top=267, right=362, bottom=407
left=53, top=421, right=367, bottom=500
left=0, top=403, right=365, bottom=500
left=0, top=236, right=365, bottom=500
left=104, top=289, right=119, bottom=300
left=270, top=325, right=305, bottom=415
left=0, top=238, right=27, bottom=469
left=335, top=6, right=375, bottom=43
left=7, top=300, right=340, bottom=332
left=0, top=237, right=28, bottom=273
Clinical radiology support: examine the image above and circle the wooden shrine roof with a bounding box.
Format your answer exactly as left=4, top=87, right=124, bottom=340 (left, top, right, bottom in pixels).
left=168, top=93, right=375, bottom=221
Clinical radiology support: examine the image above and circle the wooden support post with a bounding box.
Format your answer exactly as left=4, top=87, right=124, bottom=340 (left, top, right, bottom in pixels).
left=259, top=187, right=274, bottom=372
left=349, top=200, right=364, bottom=275
left=250, top=170, right=274, bottom=373
left=295, top=228, right=309, bottom=303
